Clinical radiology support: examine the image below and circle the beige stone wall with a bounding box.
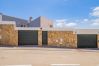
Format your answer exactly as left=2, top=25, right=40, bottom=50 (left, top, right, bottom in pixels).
left=38, top=30, right=42, bottom=47
left=0, top=24, right=18, bottom=46
left=97, top=34, right=99, bottom=48
left=48, top=31, right=77, bottom=48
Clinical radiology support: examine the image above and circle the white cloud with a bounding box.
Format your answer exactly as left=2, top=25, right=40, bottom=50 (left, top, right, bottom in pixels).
left=91, top=19, right=99, bottom=26
left=83, top=19, right=89, bottom=22
left=54, top=6, right=99, bottom=28
left=56, top=19, right=67, bottom=22
left=89, top=7, right=99, bottom=27
left=91, top=22, right=99, bottom=26
left=80, top=19, right=89, bottom=23
left=54, top=19, right=77, bottom=28
left=65, top=23, right=77, bottom=27
left=94, top=7, right=99, bottom=11
left=55, top=22, right=65, bottom=28
left=91, top=11, right=99, bottom=17
left=91, top=18, right=99, bottom=22
left=54, top=20, right=66, bottom=28
left=91, top=6, right=99, bottom=17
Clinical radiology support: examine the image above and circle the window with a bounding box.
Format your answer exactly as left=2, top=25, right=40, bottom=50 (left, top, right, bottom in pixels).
left=21, top=25, right=24, bottom=27
left=23, top=25, right=26, bottom=27
left=50, top=25, right=53, bottom=28
left=21, top=25, right=26, bottom=27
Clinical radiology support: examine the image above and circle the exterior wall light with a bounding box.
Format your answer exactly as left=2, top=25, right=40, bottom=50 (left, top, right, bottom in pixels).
left=40, top=27, right=42, bottom=30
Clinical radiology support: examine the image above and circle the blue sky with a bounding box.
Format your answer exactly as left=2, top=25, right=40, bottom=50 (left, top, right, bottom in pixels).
left=0, top=0, right=99, bottom=28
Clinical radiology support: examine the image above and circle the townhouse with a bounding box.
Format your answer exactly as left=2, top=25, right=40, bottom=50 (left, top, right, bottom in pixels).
left=0, top=13, right=99, bottom=48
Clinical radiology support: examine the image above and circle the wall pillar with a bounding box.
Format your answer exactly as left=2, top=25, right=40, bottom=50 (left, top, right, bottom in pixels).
left=73, top=34, right=77, bottom=48
left=97, top=34, right=99, bottom=48
left=38, top=30, right=42, bottom=47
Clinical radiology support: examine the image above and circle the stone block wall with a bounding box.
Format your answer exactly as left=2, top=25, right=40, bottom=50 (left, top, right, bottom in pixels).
left=48, top=31, right=77, bottom=48
left=0, top=24, right=18, bottom=46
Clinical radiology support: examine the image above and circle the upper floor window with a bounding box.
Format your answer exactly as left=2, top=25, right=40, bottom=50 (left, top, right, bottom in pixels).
left=50, top=25, right=53, bottom=28
left=20, top=25, right=26, bottom=27
left=21, top=25, right=23, bottom=27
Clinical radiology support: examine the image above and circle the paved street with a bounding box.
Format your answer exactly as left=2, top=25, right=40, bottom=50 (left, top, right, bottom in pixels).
left=0, top=47, right=99, bottom=66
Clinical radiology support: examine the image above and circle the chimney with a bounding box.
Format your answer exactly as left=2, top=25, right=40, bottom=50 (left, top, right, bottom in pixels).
left=29, top=16, right=33, bottom=23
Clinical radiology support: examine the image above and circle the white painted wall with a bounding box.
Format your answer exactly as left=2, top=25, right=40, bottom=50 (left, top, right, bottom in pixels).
left=75, top=29, right=99, bottom=34
left=29, top=16, right=53, bottom=28
left=40, top=16, right=53, bottom=28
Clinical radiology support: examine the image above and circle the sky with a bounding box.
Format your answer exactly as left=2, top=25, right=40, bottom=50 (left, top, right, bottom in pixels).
left=0, top=0, right=99, bottom=28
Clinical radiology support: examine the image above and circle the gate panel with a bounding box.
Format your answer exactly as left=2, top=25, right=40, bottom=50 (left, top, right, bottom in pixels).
left=18, top=30, right=38, bottom=45
left=42, top=31, right=48, bottom=45
left=77, top=34, right=97, bottom=48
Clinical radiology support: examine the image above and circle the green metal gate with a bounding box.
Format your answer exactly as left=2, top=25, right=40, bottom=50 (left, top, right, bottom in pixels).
left=18, top=30, right=38, bottom=45
left=77, top=34, right=97, bottom=48
left=42, top=31, right=48, bottom=45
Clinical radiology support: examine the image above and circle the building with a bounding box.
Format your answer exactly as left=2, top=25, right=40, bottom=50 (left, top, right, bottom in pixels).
left=0, top=13, right=53, bottom=28
left=0, top=13, right=28, bottom=27
left=0, top=13, right=99, bottom=48
left=29, top=16, right=53, bottom=28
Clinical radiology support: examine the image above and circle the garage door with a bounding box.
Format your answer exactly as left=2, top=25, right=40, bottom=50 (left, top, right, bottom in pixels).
left=42, top=31, right=48, bottom=45
left=77, top=34, right=97, bottom=48
left=18, top=30, right=38, bottom=45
